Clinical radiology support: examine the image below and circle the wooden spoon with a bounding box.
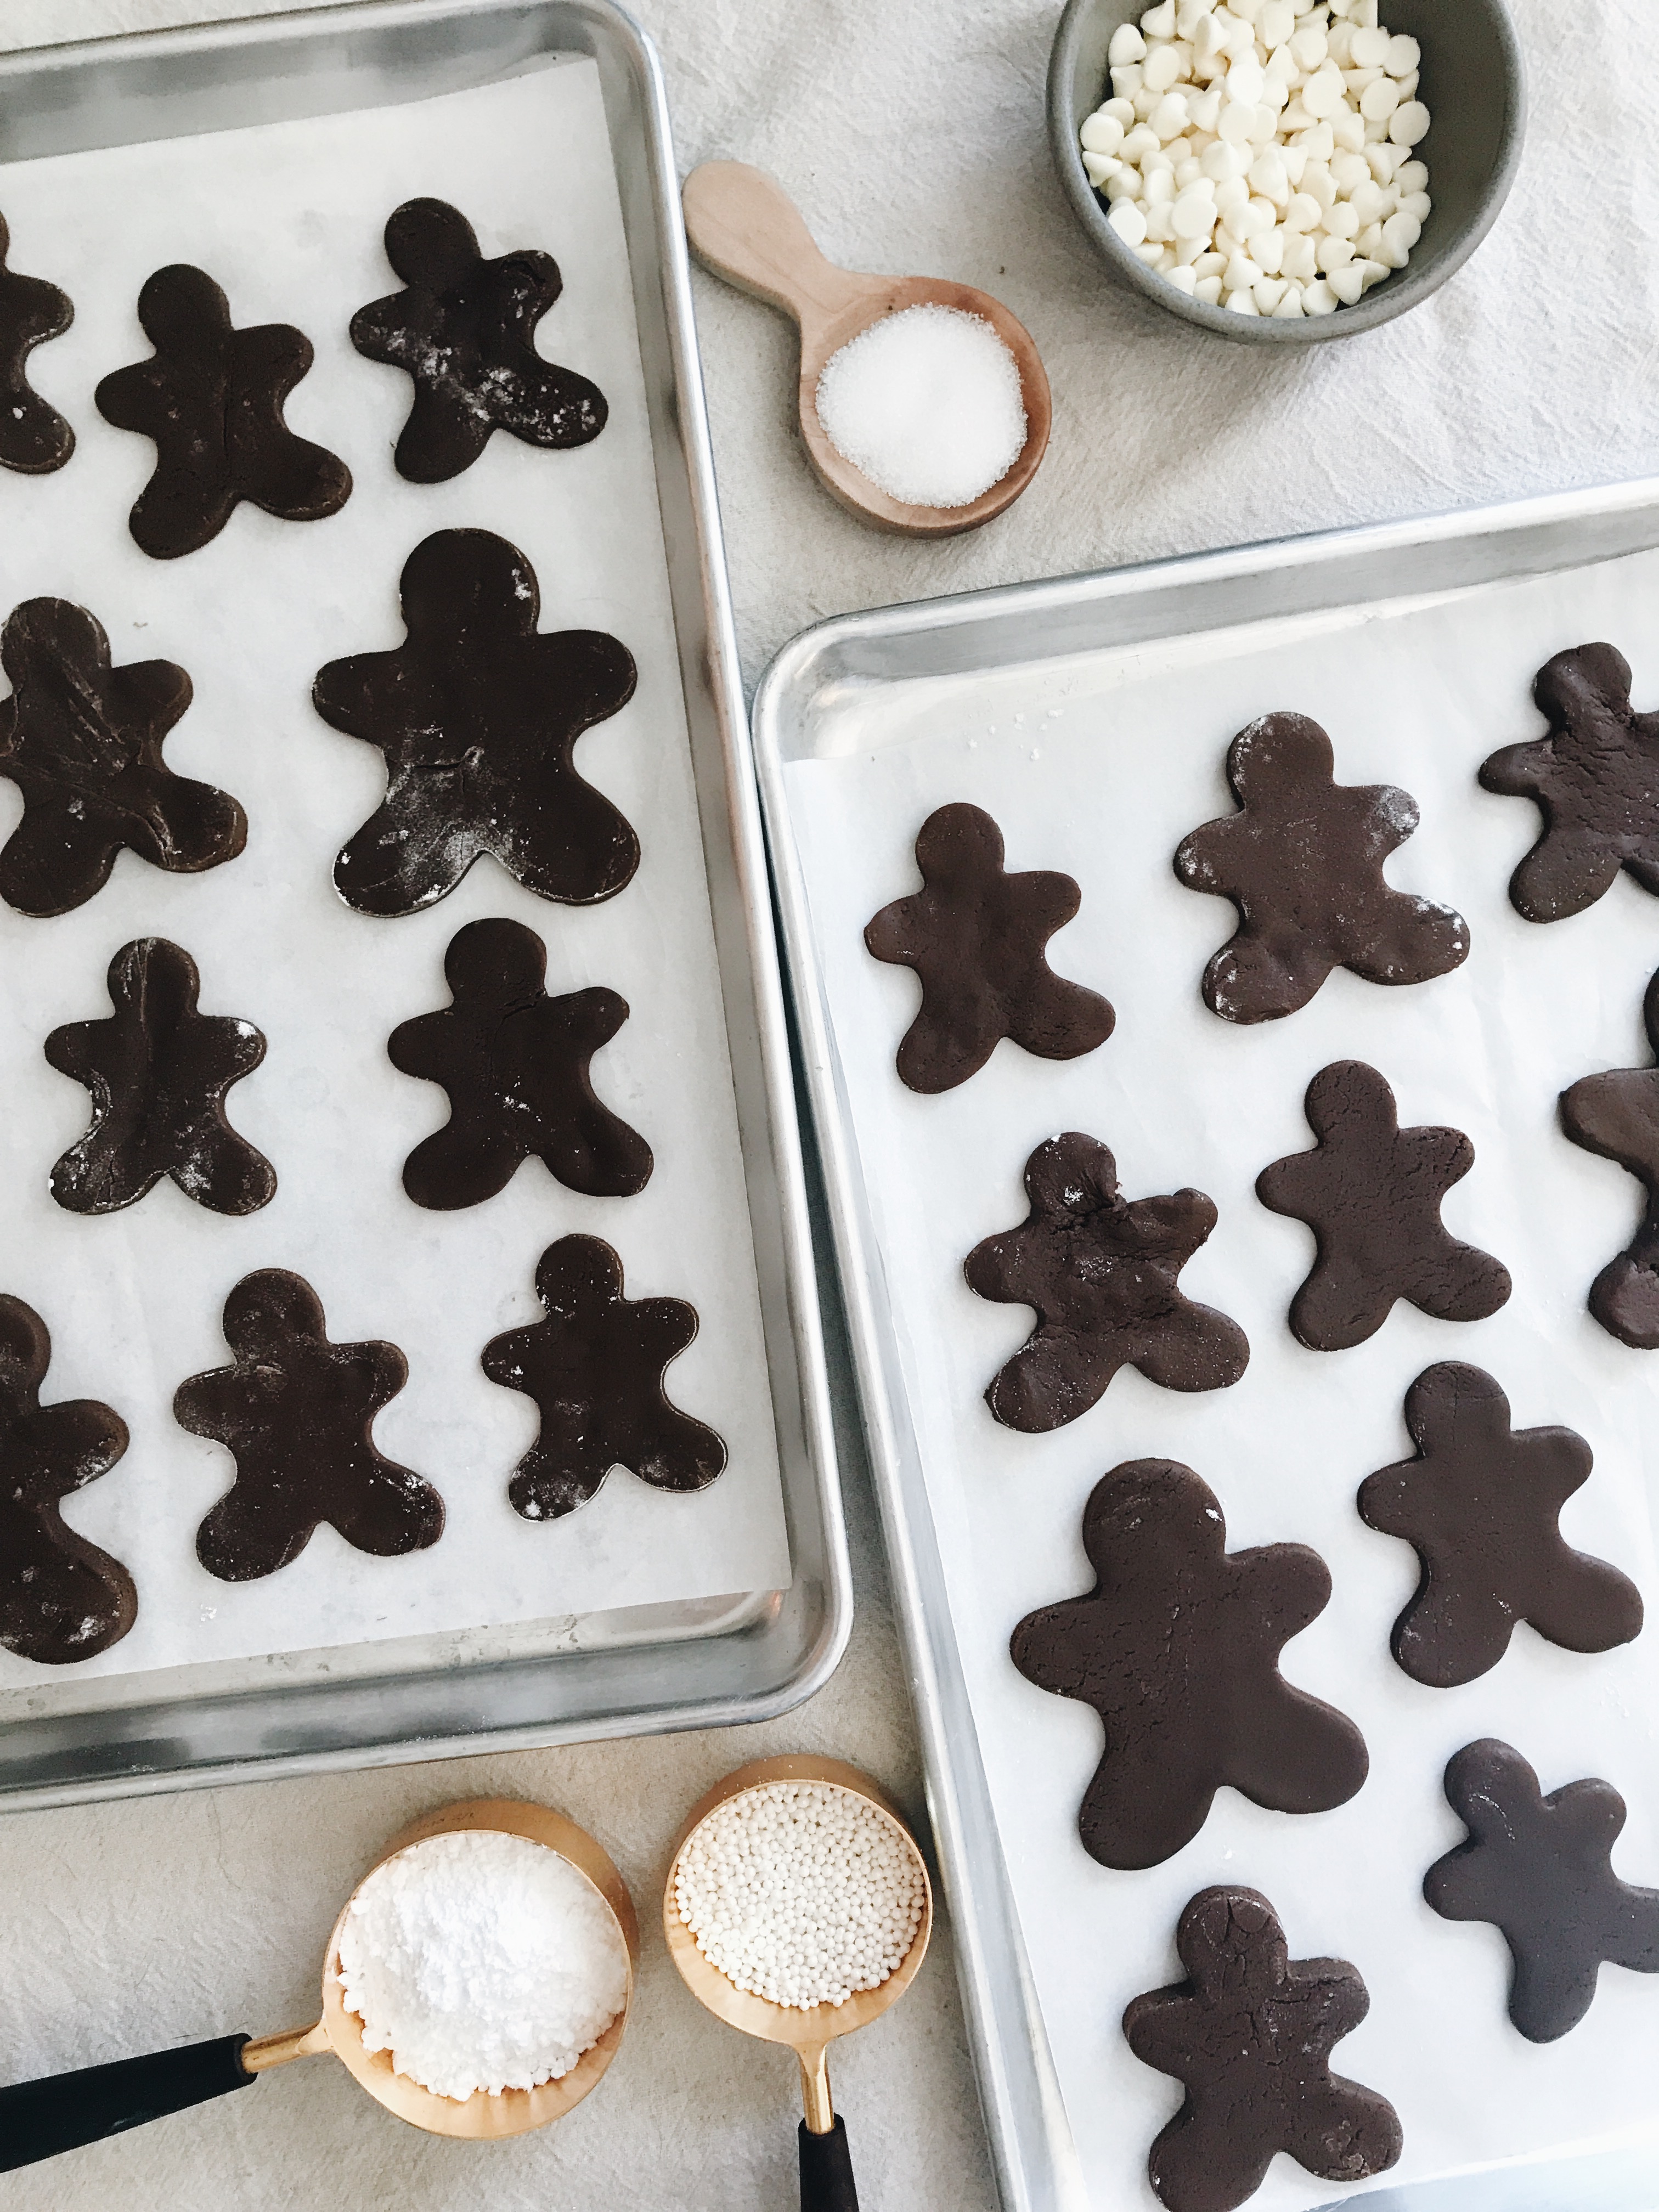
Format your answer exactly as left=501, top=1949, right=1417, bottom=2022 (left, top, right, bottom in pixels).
left=682, top=161, right=1050, bottom=538
left=664, top=1754, right=934, bottom=2212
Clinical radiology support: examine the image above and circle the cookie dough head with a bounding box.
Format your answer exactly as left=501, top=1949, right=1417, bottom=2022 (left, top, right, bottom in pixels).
left=384, top=195, right=483, bottom=291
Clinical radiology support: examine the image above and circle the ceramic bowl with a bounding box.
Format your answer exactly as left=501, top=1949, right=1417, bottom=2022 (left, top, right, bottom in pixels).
left=1048, top=0, right=1525, bottom=342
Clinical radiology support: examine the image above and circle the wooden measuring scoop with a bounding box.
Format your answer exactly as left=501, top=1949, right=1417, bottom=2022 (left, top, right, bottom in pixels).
left=0, top=1798, right=637, bottom=2171
left=682, top=161, right=1050, bottom=538
left=665, top=1754, right=934, bottom=2212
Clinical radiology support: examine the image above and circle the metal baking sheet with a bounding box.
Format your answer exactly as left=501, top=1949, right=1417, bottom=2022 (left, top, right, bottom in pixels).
left=753, top=477, right=1659, bottom=2212
left=0, top=0, right=849, bottom=1809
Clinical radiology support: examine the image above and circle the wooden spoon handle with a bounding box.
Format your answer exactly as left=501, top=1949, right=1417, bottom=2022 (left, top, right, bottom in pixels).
left=682, top=161, right=869, bottom=337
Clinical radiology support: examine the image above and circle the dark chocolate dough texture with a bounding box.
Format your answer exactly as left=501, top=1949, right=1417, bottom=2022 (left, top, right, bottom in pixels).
left=1256, top=1061, right=1510, bottom=1351
left=175, top=1271, right=444, bottom=1582
left=0, top=1295, right=136, bottom=1666
left=964, top=1131, right=1248, bottom=1431
left=1482, top=644, right=1659, bottom=922
left=482, top=1234, right=726, bottom=1521
left=47, top=938, right=274, bottom=1217
left=95, top=263, right=351, bottom=559
left=863, top=801, right=1114, bottom=1092
left=350, top=197, right=607, bottom=483
left=0, top=211, right=74, bottom=474
left=313, top=528, right=639, bottom=917
left=1010, top=1460, right=1367, bottom=1869
left=1425, top=1739, right=1659, bottom=2042
left=1560, top=962, right=1659, bottom=1348
left=1174, top=710, right=1468, bottom=1023
left=1124, top=1886, right=1402, bottom=2212
left=388, top=916, right=650, bottom=1209
left=1358, top=1363, right=1641, bottom=1688
left=0, top=596, right=246, bottom=918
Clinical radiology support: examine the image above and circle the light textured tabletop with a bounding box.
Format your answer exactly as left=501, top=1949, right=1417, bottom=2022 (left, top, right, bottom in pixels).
left=0, top=0, right=1646, bottom=2208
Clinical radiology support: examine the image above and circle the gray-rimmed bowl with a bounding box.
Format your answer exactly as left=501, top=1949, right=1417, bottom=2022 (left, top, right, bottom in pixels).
left=1048, top=0, right=1525, bottom=342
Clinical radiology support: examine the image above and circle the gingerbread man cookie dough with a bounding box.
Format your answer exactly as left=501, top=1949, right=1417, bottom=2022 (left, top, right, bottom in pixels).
left=1481, top=645, right=1659, bottom=923
left=481, top=1235, right=726, bottom=1522
left=95, top=264, right=351, bottom=559
left=46, top=939, right=274, bottom=1217
left=1175, top=712, right=1469, bottom=1023
left=965, top=1132, right=1248, bottom=1432
left=1124, top=1886, right=1403, bottom=2212
left=1560, top=963, right=1659, bottom=1348
left=0, top=597, right=246, bottom=917
left=1425, top=1739, right=1659, bottom=2042
left=314, top=529, right=639, bottom=917
left=350, top=198, right=607, bottom=483
left=1011, top=1462, right=1367, bottom=1869
left=176, top=1271, right=444, bottom=1582
left=1358, top=1363, right=1641, bottom=1688
left=863, top=803, right=1114, bottom=1092
left=0, top=212, right=73, bottom=475
left=389, top=917, right=650, bottom=1208
left=0, top=1295, right=136, bottom=1666
left=1256, top=1062, right=1510, bottom=1351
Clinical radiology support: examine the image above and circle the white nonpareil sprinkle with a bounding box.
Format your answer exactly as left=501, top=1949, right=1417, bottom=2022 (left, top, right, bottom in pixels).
left=815, top=305, right=1027, bottom=510
left=674, top=1781, right=927, bottom=2011
left=337, top=1830, right=629, bottom=2101
left=1079, top=0, right=1431, bottom=318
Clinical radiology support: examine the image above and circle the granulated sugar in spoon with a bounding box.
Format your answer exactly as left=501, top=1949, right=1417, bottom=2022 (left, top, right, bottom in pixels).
left=682, top=161, right=1050, bottom=538
left=665, top=1754, right=934, bottom=2212
left=0, top=1797, right=638, bottom=2172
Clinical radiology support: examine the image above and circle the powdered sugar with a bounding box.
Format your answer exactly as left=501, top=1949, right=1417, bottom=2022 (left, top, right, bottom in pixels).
left=336, top=1829, right=628, bottom=2100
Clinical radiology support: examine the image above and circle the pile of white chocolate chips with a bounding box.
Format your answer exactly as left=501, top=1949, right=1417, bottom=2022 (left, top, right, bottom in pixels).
left=1079, top=0, right=1431, bottom=317
left=675, top=1781, right=927, bottom=2011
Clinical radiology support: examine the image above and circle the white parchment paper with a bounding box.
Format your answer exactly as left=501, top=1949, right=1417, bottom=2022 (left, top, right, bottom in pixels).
left=0, top=60, right=791, bottom=1696
left=786, top=545, right=1659, bottom=2206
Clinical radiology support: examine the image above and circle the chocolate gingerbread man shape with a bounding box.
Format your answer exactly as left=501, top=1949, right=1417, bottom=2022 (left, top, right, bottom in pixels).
left=350, top=198, right=607, bottom=483
left=0, top=211, right=73, bottom=474
left=95, top=264, right=352, bottom=559
left=481, top=1235, right=726, bottom=1522
left=388, top=916, right=651, bottom=1209
left=0, top=597, right=246, bottom=917
left=176, top=1271, right=445, bottom=1582
left=0, top=1295, right=136, bottom=1666
left=1175, top=712, right=1469, bottom=1023
left=1256, top=1062, right=1511, bottom=1351
left=1124, top=1887, right=1402, bottom=2212
left=863, top=803, right=1114, bottom=1092
left=1481, top=645, right=1659, bottom=923
left=1011, top=1462, right=1367, bottom=1869
left=46, top=939, right=274, bottom=1217
left=314, top=529, right=639, bottom=917
left=1425, top=1739, right=1659, bottom=2042
left=1358, top=1363, right=1641, bottom=1689
left=1560, top=964, right=1659, bottom=1348
left=964, top=1131, right=1249, bottom=1432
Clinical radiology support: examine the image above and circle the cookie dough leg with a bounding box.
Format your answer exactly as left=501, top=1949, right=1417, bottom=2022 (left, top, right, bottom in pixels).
left=984, top=1325, right=1121, bottom=1432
